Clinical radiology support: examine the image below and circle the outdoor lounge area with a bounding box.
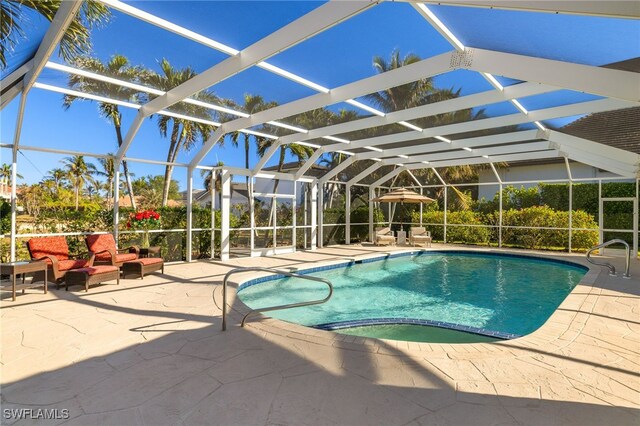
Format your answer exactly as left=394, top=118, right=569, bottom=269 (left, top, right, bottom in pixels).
left=1, top=1, right=639, bottom=425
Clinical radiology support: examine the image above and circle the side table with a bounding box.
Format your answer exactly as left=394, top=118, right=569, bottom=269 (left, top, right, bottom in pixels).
left=139, top=246, right=161, bottom=258
left=0, top=261, right=47, bottom=301
left=396, top=230, right=407, bottom=246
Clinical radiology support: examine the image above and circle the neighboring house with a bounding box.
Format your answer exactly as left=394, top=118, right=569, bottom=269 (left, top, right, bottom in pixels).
left=0, top=180, right=12, bottom=201
left=192, top=162, right=329, bottom=209
left=188, top=182, right=251, bottom=209
left=477, top=105, right=640, bottom=200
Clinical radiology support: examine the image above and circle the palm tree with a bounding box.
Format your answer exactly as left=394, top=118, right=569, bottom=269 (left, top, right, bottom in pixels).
left=0, top=1, right=111, bottom=69
left=256, top=137, right=313, bottom=244
left=228, top=95, right=276, bottom=188
left=366, top=50, right=493, bottom=210
left=366, top=50, right=437, bottom=112
left=60, top=155, right=97, bottom=210
left=43, top=168, right=67, bottom=195
left=143, top=59, right=219, bottom=206
left=63, top=55, right=144, bottom=209
left=0, top=163, right=22, bottom=183
left=201, top=161, right=224, bottom=210
left=95, top=155, right=127, bottom=208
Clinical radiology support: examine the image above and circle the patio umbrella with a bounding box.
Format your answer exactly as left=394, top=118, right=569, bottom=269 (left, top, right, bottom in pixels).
left=371, top=188, right=434, bottom=230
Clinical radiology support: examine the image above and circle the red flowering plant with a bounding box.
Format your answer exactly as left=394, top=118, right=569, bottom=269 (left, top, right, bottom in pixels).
left=127, top=210, right=161, bottom=247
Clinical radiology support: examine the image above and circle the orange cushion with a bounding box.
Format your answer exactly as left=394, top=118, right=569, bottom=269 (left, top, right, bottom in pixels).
left=70, top=265, right=118, bottom=276
left=115, top=253, right=138, bottom=263
left=128, top=257, right=163, bottom=266
left=86, top=234, right=117, bottom=261
left=57, top=259, right=91, bottom=271
left=28, top=236, right=69, bottom=262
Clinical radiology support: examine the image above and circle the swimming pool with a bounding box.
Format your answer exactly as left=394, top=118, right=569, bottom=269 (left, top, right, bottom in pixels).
left=237, top=251, right=588, bottom=343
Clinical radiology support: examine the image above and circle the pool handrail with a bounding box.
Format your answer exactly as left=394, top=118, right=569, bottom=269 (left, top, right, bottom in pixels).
left=586, top=239, right=631, bottom=278
left=221, top=267, right=333, bottom=331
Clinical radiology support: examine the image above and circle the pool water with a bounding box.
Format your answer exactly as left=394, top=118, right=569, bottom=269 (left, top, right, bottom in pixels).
left=337, top=324, right=499, bottom=343
left=237, top=252, right=587, bottom=340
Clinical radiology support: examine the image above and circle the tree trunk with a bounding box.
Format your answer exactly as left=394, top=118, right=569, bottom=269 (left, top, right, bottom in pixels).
left=162, top=123, right=182, bottom=207
left=75, top=183, right=79, bottom=210
left=114, top=123, right=137, bottom=210
left=263, top=146, right=286, bottom=246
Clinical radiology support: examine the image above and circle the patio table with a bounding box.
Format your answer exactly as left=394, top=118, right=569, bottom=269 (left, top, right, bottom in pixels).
left=0, top=261, right=47, bottom=301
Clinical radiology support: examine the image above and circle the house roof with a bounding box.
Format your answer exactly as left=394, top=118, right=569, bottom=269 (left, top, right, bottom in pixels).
left=264, top=162, right=329, bottom=178
left=558, top=106, right=640, bottom=154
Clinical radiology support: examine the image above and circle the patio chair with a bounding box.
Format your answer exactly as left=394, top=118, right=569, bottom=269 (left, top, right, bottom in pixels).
left=85, top=234, right=139, bottom=267
left=26, top=236, right=95, bottom=289
left=409, top=227, right=432, bottom=247
left=375, top=227, right=396, bottom=246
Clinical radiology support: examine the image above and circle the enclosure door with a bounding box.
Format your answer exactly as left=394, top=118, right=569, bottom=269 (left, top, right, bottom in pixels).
left=600, top=197, right=638, bottom=256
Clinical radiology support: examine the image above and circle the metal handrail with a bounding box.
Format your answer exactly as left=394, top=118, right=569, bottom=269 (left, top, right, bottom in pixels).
left=586, top=239, right=631, bottom=278
left=221, top=267, right=333, bottom=330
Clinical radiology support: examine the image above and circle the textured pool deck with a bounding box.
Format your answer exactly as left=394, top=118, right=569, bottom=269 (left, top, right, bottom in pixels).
left=1, top=244, right=638, bottom=425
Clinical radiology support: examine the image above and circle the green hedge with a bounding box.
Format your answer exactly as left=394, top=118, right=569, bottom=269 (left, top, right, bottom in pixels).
left=413, top=205, right=599, bottom=251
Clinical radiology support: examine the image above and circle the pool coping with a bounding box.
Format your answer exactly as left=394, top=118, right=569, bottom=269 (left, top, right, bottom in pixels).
left=221, top=246, right=604, bottom=357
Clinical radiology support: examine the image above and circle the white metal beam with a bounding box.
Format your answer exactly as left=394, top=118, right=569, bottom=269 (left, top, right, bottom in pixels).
left=0, top=82, right=23, bottom=111
left=1, top=60, right=32, bottom=94
left=545, top=130, right=640, bottom=168
left=558, top=148, right=638, bottom=177
left=371, top=166, right=407, bottom=187
left=115, top=0, right=376, bottom=161
left=272, top=81, right=554, bottom=150
left=23, top=1, right=82, bottom=93
left=318, top=157, right=356, bottom=184
left=323, top=98, right=633, bottom=152
left=347, top=162, right=384, bottom=185
left=356, top=129, right=542, bottom=161
left=384, top=141, right=552, bottom=166
left=410, top=1, right=640, bottom=19
left=295, top=148, right=325, bottom=180
left=401, top=150, right=561, bottom=171
left=467, top=48, right=640, bottom=103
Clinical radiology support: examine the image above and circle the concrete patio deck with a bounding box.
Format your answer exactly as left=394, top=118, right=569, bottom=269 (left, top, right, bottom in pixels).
left=1, top=244, right=638, bottom=425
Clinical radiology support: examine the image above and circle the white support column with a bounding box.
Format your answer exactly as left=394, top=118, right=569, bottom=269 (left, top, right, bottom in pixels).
left=635, top=179, right=639, bottom=257
left=220, top=168, right=231, bottom=261
left=565, top=157, right=573, bottom=253
left=369, top=186, right=375, bottom=243
left=345, top=184, right=351, bottom=244
left=214, top=170, right=216, bottom=259
left=186, top=167, right=194, bottom=262
left=498, top=183, right=503, bottom=248
left=443, top=186, right=448, bottom=244
left=431, top=168, right=447, bottom=244
left=249, top=177, right=255, bottom=254
left=489, top=162, right=503, bottom=248
left=310, top=183, right=318, bottom=250
left=318, top=183, right=324, bottom=248
left=9, top=149, right=18, bottom=262
left=292, top=183, right=297, bottom=251
left=598, top=180, right=603, bottom=247
left=419, top=187, right=423, bottom=227
left=9, top=92, right=28, bottom=262
left=113, top=166, right=120, bottom=243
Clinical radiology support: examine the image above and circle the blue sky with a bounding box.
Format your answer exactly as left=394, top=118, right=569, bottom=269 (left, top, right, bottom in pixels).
left=1, top=1, right=638, bottom=190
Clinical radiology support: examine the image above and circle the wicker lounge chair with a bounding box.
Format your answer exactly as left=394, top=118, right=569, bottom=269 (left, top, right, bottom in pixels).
left=375, top=227, right=396, bottom=246
left=85, top=234, right=139, bottom=267
left=26, top=236, right=95, bottom=289
left=409, top=227, right=432, bottom=247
